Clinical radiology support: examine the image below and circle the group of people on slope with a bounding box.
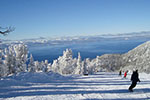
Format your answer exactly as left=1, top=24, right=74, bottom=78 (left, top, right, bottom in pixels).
left=119, top=69, right=140, bottom=92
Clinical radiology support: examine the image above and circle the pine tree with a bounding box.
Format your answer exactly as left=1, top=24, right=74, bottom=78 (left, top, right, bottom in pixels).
left=34, top=61, right=40, bottom=72
left=14, top=44, right=28, bottom=72
left=0, top=50, right=7, bottom=77
left=51, top=49, right=76, bottom=74
left=47, top=63, right=51, bottom=72
left=4, top=47, right=16, bottom=74
left=83, top=59, right=89, bottom=75
left=51, top=59, right=59, bottom=73
left=28, top=54, right=35, bottom=72
left=44, top=60, right=50, bottom=72
left=41, top=61, right=47, bottom=72
left=75, top=52, right=82, bottom=74
left=3, top=44, right=28, bottom=74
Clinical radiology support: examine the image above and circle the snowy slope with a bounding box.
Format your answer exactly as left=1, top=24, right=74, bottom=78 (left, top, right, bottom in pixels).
left=0, top=72, right=150, bottom=100
left=122, top=41, right=150, bottom=73
left=90, top=41, right=150, bottom=73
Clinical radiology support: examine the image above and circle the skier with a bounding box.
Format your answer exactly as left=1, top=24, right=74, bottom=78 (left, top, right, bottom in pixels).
left=128, top=70, right=140, bottom=92
left=119, top=70, right=122, bottom=76
left=124, top=70, right=128, bottom=78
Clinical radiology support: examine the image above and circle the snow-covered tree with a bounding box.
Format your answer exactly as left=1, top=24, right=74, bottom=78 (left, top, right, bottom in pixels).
left=83, top=58, right=90, bottom=75
left=34, top=61, right=41, bottom=72
left=28, top=59, right=50, bottom=73
left=74, top=52, right=82, bottom=74
left=43, top=60, right=50, bottom=72
left=51, top=59, right=60, bottom=73
left=3, top=47, right=16, bottom=74
left=45, top=60, right=48, bottom=65
left=51, top=49, right=76, bottom=74
left=14, top=44, right=28, bottom=72
left=88, top=58, right=97, bottom=74
left=0, top=50, right=7, bottom=77
left=28, top=54, right=35, bottom=72
left=0, top=64, right=7, bottom=77
left=0, top=26, right=14, bottom=35
left=3, top=44, right=28, bottom=74
left=41, top=61, right=47, bottom=72
left=47, top=63, right=51, bottom=72
left=0, top=26, right=15, bottom=77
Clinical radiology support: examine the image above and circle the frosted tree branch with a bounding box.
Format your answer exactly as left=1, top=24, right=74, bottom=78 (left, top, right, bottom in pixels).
left=0, top=26, right=15, bottom=35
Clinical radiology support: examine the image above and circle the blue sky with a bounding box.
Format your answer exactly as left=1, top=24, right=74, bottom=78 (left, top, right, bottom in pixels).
left=0, top=0, right=150, bottom=40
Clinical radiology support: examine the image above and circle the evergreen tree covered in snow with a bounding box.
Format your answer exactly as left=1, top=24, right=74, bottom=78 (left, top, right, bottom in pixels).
left=44, top=60, right=50, bottom=72
left=0, top=44, right=54, bottom=77
left=28, top=54, right=50, bottom=73
left=47, top=63, right=52, bottom=72
left=41, top=61, right=47, bottom=72
left=0, top=50, right=7, bottom=77
left=28, top=54, right=35, bottom=72
left=74, top=52, right=82, bottom=74
left=51, top=49, right=77, bottom=74
left=83, top=58, right=90, bottom=75
left=51, top=60, right=60, bottom=73
left=13, top=44, right=28, bottom=72
left=3, top=44, right=28, bottom=75
left=3, top=47, right=16, bottom=74
left=34, top=61, right=41, bottom=72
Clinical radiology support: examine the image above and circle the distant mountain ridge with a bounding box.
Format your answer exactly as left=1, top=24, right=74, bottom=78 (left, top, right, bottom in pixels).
left=2, top=31, right=150, bottom=46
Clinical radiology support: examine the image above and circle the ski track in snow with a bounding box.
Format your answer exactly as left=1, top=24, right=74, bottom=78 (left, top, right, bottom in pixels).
left=0, top=72, right=150, bottom=100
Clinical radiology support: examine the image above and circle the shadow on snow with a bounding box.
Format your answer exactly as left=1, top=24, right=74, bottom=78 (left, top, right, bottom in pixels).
left=0, top=88, right=150, bottom=98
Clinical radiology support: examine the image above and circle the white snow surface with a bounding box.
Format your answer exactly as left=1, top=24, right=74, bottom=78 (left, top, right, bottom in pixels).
left=0, top=72, right=150, bottom=100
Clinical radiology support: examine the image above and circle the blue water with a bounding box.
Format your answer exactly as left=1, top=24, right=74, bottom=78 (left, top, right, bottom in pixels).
left=28, top=39, right=148, bottom=63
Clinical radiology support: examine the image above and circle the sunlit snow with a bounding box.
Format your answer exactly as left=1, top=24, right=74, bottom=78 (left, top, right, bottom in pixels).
left=0, top=72, right=150, bottom=100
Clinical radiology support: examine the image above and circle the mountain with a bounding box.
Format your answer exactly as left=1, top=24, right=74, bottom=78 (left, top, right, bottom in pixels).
left=122, top=41, right=150, bottom=73
left=94, top=41, right=150, bottom=73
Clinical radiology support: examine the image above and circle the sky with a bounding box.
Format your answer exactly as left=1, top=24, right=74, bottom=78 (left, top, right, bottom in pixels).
left=0, top=0, right=150, bottom=40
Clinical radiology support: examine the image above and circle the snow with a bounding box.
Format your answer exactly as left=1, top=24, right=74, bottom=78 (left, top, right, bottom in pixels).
left=0, top=72, right=150, bottom=100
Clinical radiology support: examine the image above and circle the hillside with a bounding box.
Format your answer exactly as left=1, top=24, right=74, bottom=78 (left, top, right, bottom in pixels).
left=122, top=41, right=150, bottom=73
left=92, top=54, right=123, bottom=72
left=93, top=41, right=150, bottom=73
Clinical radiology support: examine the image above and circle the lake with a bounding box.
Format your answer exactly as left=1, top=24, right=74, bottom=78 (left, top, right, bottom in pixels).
left=28, top=39, right=148, bottom=63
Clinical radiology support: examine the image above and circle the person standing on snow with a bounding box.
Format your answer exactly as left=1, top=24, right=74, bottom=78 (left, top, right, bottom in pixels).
left=128, top=70, right=140, bottom=92
left=124, top=70, right=128, bottom=78
left=119, top=70, right=122, bottom=76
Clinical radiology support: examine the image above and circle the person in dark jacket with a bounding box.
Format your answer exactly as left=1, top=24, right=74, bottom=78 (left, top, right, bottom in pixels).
left=119, top=70, right=122, bottom=76
left=128, top=70, right=140, bottom=92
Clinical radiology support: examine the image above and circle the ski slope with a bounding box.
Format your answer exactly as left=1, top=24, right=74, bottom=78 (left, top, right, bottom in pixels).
left=0, top=71, right=150, bottom=100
